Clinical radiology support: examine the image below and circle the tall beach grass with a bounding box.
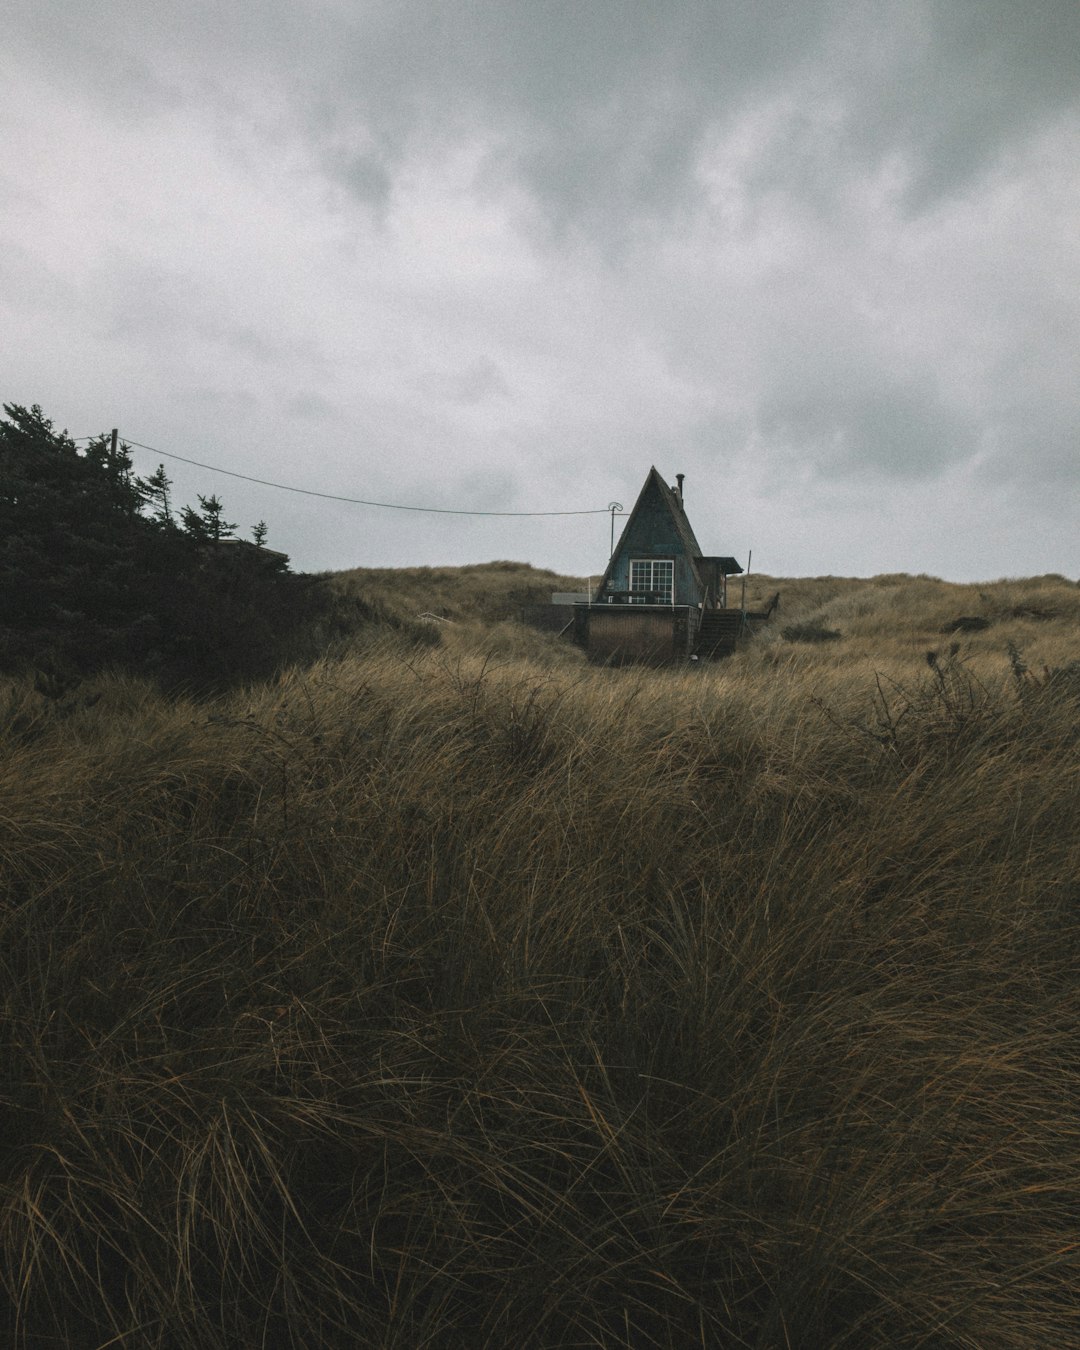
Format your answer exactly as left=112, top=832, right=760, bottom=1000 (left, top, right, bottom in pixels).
left=1, top=571, right=1079, bottom=1346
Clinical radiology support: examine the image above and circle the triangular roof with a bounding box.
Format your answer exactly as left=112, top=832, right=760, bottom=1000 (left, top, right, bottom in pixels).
left=594, top=467, right=705, bottom=597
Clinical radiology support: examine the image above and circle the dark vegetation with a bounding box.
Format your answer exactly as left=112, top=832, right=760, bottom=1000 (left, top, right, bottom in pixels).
left=0, top=404, right=329, bottom=689
left=781, top=622, right=843, bottom=643
left=942, top=615, right=992, bottom=633
left=2, top=409, right=1080, bottom=1346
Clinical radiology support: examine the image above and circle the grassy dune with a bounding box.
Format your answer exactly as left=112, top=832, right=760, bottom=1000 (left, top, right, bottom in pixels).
left=1, top=568, right=1079, bottom=1347
left=328, top=560, right=590, bottom=624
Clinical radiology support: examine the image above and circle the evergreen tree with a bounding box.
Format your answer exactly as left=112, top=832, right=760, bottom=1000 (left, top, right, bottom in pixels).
left=195, top=494, right=236, bottom=542
left=80, top=433, right=143, bottom=517
left=138, top=464, right=175, bottom=525
left=1, top=401, right=319, bottom=688
left=0, top=405, right=151, bottom=657
left=179, top=503, right=208, bottom=542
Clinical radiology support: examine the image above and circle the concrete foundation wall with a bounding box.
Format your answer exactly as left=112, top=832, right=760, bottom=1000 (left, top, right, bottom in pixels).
left=581, top=606, right=696, bottom=664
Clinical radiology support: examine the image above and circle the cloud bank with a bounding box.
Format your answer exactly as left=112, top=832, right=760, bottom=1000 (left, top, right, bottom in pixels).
left=3, top=1, right=1077, bottom=579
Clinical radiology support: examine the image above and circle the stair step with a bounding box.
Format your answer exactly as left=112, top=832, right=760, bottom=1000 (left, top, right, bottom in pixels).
left=695, top=610, right=744, bottom=658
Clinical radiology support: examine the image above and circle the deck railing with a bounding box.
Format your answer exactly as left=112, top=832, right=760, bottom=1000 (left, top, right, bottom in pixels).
left=595, top=589, right=676, bottom=605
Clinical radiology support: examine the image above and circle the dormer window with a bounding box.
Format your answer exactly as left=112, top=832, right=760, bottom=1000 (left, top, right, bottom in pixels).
left=629, top=558, right=674, bottom=604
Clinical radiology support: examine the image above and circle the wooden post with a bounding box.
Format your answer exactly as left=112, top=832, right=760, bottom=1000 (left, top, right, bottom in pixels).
left=608, top=502, right=622, bottom=558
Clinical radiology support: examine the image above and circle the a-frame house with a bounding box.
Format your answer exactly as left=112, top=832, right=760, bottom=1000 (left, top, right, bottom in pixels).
left=573, top=468, right=745, bottom=663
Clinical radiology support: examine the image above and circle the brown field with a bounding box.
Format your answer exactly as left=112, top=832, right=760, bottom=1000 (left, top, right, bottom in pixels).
left=2, top=565, right=1079, bottom=1347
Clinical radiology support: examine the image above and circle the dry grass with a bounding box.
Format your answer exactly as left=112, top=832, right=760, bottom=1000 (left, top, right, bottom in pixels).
left=1, top=570, right=1079, bottom=1346
left=328, top=559, right=589, bottom=625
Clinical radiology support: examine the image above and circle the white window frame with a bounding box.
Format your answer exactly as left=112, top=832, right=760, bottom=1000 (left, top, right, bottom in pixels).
left=629, top=558, right=674, bottom=605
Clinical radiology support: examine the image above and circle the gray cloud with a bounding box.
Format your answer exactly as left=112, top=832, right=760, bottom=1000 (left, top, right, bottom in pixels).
left=760, top=376, right=977, bottom=480
left=0, top=240, right=78, bottom=312
left=287, top=391, right=342, bottom=422
left=332, top=153, right=393, bottom=208
left=416, top=357, right=511, bottom=406
left=2, top=1, right=1077, bottom=579
left=291, top=0, right=1080, bottom=231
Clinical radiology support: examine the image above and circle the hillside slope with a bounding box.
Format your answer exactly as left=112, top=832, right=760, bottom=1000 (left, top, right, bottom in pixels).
left=328, top=560, right=589, bottom=624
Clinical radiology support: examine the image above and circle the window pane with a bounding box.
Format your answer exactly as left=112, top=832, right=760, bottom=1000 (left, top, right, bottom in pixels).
left=629, top=559, right=673, bottom=603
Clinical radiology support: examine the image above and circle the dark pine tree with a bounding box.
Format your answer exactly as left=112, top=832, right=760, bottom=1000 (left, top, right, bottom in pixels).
left=1, top=402, right=323, bottom=688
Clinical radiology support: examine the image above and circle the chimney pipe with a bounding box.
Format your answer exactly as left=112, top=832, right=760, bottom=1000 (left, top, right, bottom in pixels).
left=675, top=473, right=685, bottom=504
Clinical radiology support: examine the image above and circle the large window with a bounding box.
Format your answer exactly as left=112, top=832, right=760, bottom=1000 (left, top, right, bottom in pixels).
left=629, top=558, right=674, bottom=604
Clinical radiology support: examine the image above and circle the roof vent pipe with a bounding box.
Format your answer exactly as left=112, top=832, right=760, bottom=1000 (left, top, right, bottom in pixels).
left=675, top=473, right=685, bottom=504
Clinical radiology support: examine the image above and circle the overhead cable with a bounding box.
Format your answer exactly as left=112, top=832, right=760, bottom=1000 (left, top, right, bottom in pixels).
left=107, top=437, right=617, bottom=518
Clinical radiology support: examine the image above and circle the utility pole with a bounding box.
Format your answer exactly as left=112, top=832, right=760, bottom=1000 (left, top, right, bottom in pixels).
left=608, top=502, right=623, bottom=557
left=109, top=428, right=118, bottom=465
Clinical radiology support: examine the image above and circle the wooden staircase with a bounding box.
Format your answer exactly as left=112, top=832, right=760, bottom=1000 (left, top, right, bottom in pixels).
left=696, top=609, right=744, bottom=658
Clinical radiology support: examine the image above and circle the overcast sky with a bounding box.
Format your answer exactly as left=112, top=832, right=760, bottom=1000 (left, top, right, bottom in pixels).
left=3, top=1, right=1078, bottom=580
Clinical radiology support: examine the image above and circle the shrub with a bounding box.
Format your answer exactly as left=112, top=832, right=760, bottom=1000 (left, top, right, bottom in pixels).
left=782, top=622, right=843, bottom=643
left=941, top=615, right=991, bottom=633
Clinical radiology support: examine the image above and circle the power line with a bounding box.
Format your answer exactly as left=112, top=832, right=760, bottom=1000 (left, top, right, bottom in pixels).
left=94, top=435, right=619, bottom=518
